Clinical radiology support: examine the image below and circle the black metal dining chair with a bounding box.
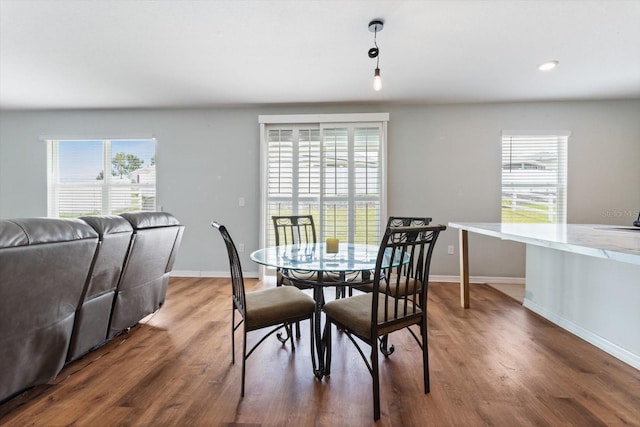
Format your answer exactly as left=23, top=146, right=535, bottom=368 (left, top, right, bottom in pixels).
left=271, top=215, right=320, bottom=289
left=386, top=217, right=433, bottom=297
left=322, top=224, right=446, bottom=420
left=353, top=216, right=434, bottom=355
left=355, top=216, right=433, bottom=293
left=272, top=215, right=344, bottom=337
left=212, top=221, right=316, bottom=396
left=272, top=214, right=317, bottom=247
left=272, top=215, right=317, bottom=337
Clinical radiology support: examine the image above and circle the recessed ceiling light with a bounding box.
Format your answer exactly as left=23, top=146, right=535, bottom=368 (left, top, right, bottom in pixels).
left=539, top=60, right=559, bottom=71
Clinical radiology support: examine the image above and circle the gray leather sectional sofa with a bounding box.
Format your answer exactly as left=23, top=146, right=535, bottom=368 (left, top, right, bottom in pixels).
left=0, top=212, right=184, bottom=403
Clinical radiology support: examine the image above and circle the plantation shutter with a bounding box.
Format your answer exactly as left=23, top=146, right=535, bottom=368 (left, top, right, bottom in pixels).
left=266, top=127, right=321, bottom=246
left=322, top=126, right=350, bottom=242
left=353, top=126, right=382, bottom=244
left=261, top=114, right=387, bottom=252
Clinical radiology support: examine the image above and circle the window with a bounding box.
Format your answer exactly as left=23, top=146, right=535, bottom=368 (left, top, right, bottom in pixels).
left=260, top=114, right=388, bottom=249
left=47, top=138, right=156, bottom=218
left=501, top=131, right=569, bottom=224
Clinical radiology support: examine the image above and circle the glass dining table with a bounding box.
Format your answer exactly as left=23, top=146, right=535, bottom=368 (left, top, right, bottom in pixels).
left=250, top=242, right=408, bottom=378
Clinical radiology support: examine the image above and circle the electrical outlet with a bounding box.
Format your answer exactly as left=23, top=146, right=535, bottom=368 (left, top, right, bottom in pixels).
left=238, top=197, right=245, bottom=207
left=447, top=245, right=454, bottom=255
left=239, top=243, right=245, bottom=253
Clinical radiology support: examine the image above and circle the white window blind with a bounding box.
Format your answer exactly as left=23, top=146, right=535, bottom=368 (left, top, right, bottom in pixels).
left=501, top=132, right=569, bottom=224
left=47, top=139, right=156, bottom=218
left=260, top=114, right=388, bottom=249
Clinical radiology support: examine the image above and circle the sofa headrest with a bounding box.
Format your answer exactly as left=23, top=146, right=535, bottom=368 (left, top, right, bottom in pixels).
left=7, top=218, right=98, bottom=245
left=119, top=211, right=181, bottom=229
left=0, top=220, right=29, bottom=248
left=80, top=215, right=133, bottom=236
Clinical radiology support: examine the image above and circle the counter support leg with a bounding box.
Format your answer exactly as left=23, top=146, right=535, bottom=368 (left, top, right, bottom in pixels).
left=459, top=229, right=470, bottom=308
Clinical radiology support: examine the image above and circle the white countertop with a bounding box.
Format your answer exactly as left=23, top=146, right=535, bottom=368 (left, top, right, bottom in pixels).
left=448, top=222, right=640, bottom=266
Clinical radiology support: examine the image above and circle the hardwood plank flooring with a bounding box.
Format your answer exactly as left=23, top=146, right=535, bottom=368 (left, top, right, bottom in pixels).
left=1, top=278, right=639, bottom=426
left=486, top=282, right=525, bottom=303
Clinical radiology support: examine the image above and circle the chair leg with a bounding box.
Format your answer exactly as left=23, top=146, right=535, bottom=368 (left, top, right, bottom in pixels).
left=241, top=328, right=247, bottom=397
left=289, top=323, right=296, bottom=351
left=309, top=316, right=317, bottom=374
left=277, top=322, right=292, bottom=344
left=380, top=334, right=395, bottom=357
left=372, top=345, right=381, bottom=420
left=295, top=321, right=301, bottom=338
left=422, top=319, right=430, bottom=394
left=323, top=318, right=332, bottom=376
left=231, top=306, right=236, bottom=365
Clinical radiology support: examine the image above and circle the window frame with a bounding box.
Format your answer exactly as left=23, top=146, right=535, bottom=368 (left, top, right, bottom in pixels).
left=46, top=137, right=157, bottom=218
left=500, top=130, right=569, bottom=224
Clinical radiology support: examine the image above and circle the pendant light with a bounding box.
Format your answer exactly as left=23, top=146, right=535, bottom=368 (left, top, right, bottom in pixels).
left=368, top=20, right=384, bottom=91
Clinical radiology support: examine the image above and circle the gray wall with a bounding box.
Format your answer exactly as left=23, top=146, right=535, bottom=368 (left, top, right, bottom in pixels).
left=1, top=100, right=639, bottom=279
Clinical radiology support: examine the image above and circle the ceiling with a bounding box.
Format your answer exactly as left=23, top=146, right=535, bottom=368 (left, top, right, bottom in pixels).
left=1, top=0, right=639, bottom=110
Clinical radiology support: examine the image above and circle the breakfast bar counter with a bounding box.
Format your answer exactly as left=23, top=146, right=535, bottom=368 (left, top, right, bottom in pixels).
left=448, top=222, right=640, bottom=370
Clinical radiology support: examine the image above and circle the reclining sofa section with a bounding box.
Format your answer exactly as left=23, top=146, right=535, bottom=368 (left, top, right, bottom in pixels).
left=0, top=218, right=98, bottom=403
left=107, top=212, right=184, bottom=339
left=0, top=211, right=184, bottom=403
left=68, top=215, right=133, bottom=361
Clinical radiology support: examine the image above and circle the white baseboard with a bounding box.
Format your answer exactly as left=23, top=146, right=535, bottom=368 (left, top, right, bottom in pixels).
left=523, top=298, right=640, bottom=370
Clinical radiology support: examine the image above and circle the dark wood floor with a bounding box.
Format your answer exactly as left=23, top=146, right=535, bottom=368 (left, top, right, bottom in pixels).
left=1, top=277, right=639, bottom=426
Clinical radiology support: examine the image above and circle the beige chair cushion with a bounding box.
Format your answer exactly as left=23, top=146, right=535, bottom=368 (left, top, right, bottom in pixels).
left=245, top=286, right=315, bottom=330
left=323, top=293, right=422, bottom=341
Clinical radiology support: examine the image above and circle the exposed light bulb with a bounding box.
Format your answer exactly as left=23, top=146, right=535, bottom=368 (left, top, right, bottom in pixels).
left=373, top=68, right=382, bottom=91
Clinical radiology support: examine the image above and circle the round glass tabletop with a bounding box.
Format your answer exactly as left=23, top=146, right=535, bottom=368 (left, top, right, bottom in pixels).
left=250, top=243, right=408, bottom=273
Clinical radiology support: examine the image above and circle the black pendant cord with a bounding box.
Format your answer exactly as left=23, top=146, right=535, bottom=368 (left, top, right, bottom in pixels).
left=374, top=29, right=380, bottom=68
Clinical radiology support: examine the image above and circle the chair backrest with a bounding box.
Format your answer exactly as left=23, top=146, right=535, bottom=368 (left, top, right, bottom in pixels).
left=386, top=216, right=432, bottom=228
left=272, top=215, right=317, bottom=246
left=385, top=217, right=433, bottom=278
left=371, top=225, right=446, bottom=328
left=212, top=222, right=246, bottom=317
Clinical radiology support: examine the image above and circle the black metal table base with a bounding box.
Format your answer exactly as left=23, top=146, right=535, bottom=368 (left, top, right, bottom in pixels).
left=281, top=269, right=371, bottom=380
